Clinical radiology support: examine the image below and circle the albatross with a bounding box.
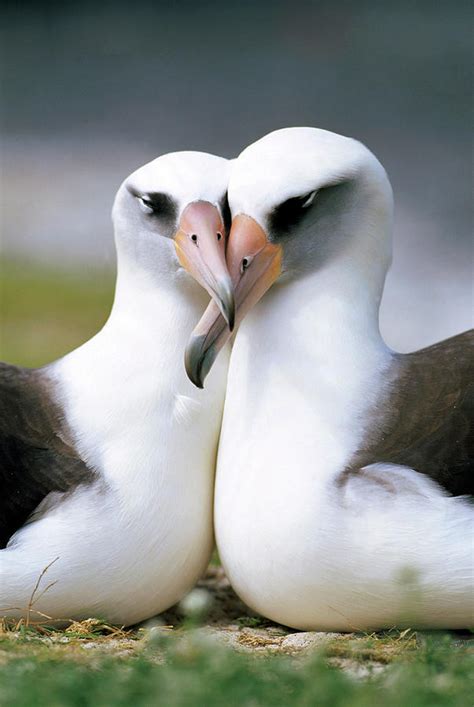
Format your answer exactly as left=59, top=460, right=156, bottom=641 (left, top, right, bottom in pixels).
left=186, top=127, right=473, bottom=631
left=0, top=150, right=233, bottom=626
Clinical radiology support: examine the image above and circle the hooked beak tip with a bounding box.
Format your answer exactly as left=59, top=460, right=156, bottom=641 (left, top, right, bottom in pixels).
left=185, top=334, right=218, bottom=389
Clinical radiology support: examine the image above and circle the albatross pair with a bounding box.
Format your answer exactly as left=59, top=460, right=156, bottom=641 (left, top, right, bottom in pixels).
left=1, top=128, right=472, bottom=630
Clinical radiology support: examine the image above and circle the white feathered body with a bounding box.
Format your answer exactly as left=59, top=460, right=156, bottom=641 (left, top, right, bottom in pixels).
left=215, top=269, right=474, bottom=631
left=1, top=274, right=229, bottom=625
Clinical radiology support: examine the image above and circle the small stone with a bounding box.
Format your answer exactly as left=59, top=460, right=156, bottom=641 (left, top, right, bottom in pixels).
left=179, top=588, right=213, bottom=620
left=280, top=632, right=342, bottom=653
left=139, top=617, right=171, bottom=646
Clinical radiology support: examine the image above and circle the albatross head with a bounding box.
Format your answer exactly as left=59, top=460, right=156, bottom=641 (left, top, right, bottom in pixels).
left=112, top=151, right=234, bottom=328
left=185, top=127, right=394, bottom=387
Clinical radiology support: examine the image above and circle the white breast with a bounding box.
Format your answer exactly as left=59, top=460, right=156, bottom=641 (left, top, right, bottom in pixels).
left=215, top=273, right=474, bottom=631
left=2, top=286, right=230, bottom=626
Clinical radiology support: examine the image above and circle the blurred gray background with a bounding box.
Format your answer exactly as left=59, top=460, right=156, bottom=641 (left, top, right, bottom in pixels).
left=1, top=0, right=472, bottom=351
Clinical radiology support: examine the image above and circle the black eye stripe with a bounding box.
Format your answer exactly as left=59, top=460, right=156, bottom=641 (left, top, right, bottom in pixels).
left=126, top=186, right=179, bottom=239
left=126, top=185, right=178, bottom=217
left=220, top=193, right=231, bottom=232
left=140, top=192, right=177, bottom=214
left=283, top=191, right=316, bottom=210
left=268, top=190, right=317, bottom=236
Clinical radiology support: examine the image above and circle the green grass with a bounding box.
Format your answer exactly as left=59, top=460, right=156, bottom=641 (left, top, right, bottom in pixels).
left=0, top=259, right=114, bottom=367
left=0, top=629, right=472, bottom=707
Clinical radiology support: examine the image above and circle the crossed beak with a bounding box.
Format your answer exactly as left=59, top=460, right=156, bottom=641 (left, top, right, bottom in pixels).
left=174, top=201, right=235, bottom=330
left=185, top=214, right=282, bottom=388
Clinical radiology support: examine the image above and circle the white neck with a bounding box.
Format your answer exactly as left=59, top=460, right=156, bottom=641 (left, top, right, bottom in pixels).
left=53, top=259, right=228, bottom=489
left=222, top=238, right=393, bottom=489
left=110, top=255, right=208, bottom=346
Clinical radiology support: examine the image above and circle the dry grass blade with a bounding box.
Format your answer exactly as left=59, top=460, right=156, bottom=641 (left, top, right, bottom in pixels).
left=25, top=557, right=60, bottom=627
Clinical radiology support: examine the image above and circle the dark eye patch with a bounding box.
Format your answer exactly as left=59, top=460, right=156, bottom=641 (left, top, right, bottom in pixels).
left=127, top=185, right=177, bottom=216
left=219, top=193, right=231, bottom=234
left=269, top=190, right=318, bottom=237
left=126, top=186, right=178, bottom=238
left=141, top=192, right=177, bottom=217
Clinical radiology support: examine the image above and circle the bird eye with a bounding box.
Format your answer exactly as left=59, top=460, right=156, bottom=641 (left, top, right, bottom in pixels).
left=300, top=190, right=318, bottom=208
left=136, top=192, right=174, bottom=215
left=279, top=190, right=318, bottom=214
left=269, top=189, right=320, bottom=237
left=139, top=197, right=155, bottom=213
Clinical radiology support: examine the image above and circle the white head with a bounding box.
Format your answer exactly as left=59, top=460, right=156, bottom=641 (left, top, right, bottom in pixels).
left=228, top=126, right=393, bottom=285
left=112, top=151, right=234, bottom=326
left=186, top=127, right=394, bottom=387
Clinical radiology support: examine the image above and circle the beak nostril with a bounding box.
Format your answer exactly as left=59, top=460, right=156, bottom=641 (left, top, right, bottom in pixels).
left=216, top=232, right=222, bottom=241
left=240, top=254, right=256, bottom=275
left=191, top=234, right=198, bottom=243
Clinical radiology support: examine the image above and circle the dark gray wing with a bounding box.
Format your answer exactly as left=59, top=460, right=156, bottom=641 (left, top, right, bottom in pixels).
left=350, top=330, right=473, bottom=496
left=0, top=362, right=94, bottom=548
